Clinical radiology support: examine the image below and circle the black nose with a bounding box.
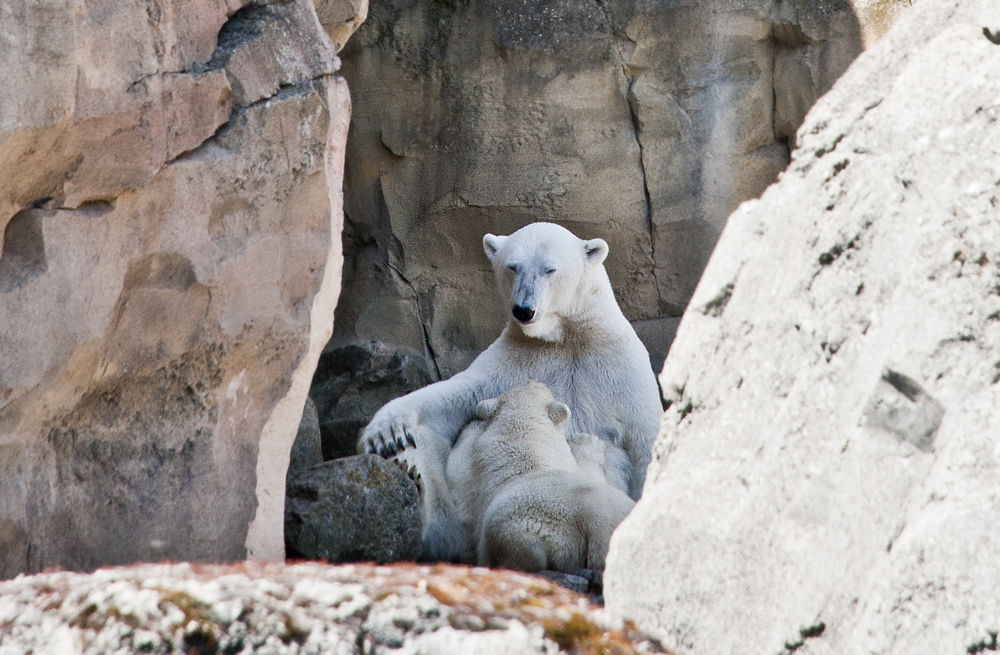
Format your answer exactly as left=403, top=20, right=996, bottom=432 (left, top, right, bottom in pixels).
left=512, top=305, right=535, bottom=323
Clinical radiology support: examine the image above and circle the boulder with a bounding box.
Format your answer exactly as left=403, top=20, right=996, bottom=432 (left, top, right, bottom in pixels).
left=0, top=0, right=352, bottom=575
left=605, top=2, right=1000, bottom=654
left=0, top=561, right=667, bottom=655
left=285, top=454, right=422, bottom=563
left=328, top=0, right=906, bottom=377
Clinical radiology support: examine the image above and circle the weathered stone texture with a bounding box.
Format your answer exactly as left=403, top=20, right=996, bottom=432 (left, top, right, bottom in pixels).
left=310, top=341, right=435, bottom=460
left=285, top=454, right=422, bottom=563
left=0, top=561, right=667, bottom=655
left=0, top=0, right=351, bottom=575
left=331, top=0, right=874, bottom=378
left=605, top=1, right=1000, bottom=654
left=314, top=0, right=369, bottom=52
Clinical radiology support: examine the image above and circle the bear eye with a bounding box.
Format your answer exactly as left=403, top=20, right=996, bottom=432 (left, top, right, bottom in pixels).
left=544, top=268, right=556, bottom=275
left=507, top=264, right=519, bottom=273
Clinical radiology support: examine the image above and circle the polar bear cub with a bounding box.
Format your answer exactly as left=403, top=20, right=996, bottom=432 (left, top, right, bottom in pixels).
left=447, top=380, right=635, bottom=572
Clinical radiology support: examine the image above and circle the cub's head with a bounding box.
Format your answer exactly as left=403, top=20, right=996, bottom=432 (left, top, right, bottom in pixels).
left=482, top=222, right=609, bottom=341
left=475, top=380, right=570, bottom=432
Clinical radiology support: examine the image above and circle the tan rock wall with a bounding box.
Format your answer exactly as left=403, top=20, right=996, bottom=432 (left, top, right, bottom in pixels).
left=0, top=0, right=351, bottom=575
left=332, top=0, right=879, bottom=377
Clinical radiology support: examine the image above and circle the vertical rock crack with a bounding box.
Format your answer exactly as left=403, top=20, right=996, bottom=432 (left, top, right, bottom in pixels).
left=625, top=76, right=659, bottom=301
left=387, top=263, right=442, bottom=381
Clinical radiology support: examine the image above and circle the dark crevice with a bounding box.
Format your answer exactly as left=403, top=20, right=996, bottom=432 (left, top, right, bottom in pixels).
left=594, top=0, right=662, bottom=307
left=167, top=75, right=332, bottom=165
left=625, top=77, right=660, bottom=305
left=701, top=282, right=735, bottom=318
left=968, top=630, right=999, bottom=653
left=128, top=2, right=281, bottom=91
left=768, top=9, right=780, bottom=151
left=780, top=622, right=826, bottom=655
left=814, top=132, right=845, bottom=158
left=207, top=4, right=273, bottom=71
left=0, top=210, right=47, bottom=293
left=388, top=263, right=442, bottom=381
left=162, top=2, right=337, bottom=165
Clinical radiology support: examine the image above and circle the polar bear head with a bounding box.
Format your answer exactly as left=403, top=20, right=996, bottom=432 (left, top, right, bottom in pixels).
left=475, top=380, right=571, bottom=432
left=482, top=222, right=609, bottom=341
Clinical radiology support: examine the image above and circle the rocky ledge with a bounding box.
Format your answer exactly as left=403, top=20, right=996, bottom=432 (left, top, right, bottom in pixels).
left=0, top=561, right=668, bottom=655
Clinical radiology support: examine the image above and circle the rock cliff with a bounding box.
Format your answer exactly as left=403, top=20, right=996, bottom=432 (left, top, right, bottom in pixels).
left=605, top=1, right=1000, bottom=653
left=0, top=0, right=357, bottom=575
left=331, top=0, right=866, bottom=377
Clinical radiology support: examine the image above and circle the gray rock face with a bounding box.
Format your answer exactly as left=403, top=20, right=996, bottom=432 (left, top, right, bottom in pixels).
left=287, top=396, right=324, bottom=481
left=605, top=2, right=1000, bottom=654
left=285, top=454, right=422, bottom=563
left=0, top=0, right=352, bottom=573
left=311, top=341, right=435, bottom=459
left=332, top=0, right=869, bottom=377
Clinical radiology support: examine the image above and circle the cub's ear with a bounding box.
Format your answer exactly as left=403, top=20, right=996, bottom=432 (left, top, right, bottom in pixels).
left=483, top=234, right=507, bottom=260
left=583, top=238, right=609, bottom=265
left=476, top=398, right=500, bottom=421
left=547, top=401, right=570, bottom=426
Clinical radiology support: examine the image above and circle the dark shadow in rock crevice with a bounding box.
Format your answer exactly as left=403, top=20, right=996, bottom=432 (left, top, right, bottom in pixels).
left=0, top=210, right=47, bottom=294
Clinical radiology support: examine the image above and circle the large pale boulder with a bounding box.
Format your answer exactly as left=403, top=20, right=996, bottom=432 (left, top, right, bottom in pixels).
left=606, top=1, right=1000, bottom=654
left=330, top=0, right=893, bottom=378
left=0, top=0, right=351, bottom=575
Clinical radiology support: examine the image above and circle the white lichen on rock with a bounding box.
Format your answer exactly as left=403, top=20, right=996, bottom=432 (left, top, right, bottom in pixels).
left=0, top=562, right=668, bottom=655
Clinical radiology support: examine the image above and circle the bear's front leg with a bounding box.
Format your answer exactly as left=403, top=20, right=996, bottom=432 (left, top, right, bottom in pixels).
left=357, top=373, right=483, bottom=457
left=380, top=424, right=469, bottom=562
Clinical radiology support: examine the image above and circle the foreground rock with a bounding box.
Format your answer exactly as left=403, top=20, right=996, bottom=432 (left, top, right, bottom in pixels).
left=0, top=0, right=351, bottom=573
left=606, top=1, right=1000, bottom=654
left=0, top=561, right=667, bottom=655
left=285, top=455, right=422, bottom=563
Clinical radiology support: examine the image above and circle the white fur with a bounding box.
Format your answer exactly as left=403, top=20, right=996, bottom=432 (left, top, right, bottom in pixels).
left=446, top=381, right=635, bottom=571
left=358, top=222, right=662, bottom=560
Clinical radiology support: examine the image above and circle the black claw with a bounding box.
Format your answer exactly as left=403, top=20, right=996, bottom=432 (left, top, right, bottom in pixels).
left=396, top=436, right=406, bottom=451
left=405, top=431, right=416, bottom=448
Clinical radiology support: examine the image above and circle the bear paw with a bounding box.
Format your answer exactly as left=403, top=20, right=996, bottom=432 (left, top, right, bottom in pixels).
left=358, top=417, right=418, bottom=458
left=391, top=460, right=424, bottom=495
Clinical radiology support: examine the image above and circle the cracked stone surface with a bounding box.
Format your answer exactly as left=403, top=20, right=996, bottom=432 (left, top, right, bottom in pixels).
left=326, top=0, right=910, bottom=381
left=605, top=1, right=1000, bottom=654
left=0, top=561, right=668, bottom=655
left=0, top=0, right=351, bottom=575
left=284, top=454, right=422, bottom=564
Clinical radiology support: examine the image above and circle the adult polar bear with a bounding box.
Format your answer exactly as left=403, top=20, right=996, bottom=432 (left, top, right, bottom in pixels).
left=359, top=222, right=662, bottom=560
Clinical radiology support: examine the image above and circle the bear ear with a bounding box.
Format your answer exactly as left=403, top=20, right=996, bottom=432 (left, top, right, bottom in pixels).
left=483, top=234, right=507, bottom=261
left=547, top=401, right=570, bottom=426
left=476, top=398, right=500, bottom=421
left=583, top=238, right=609, bottom=265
